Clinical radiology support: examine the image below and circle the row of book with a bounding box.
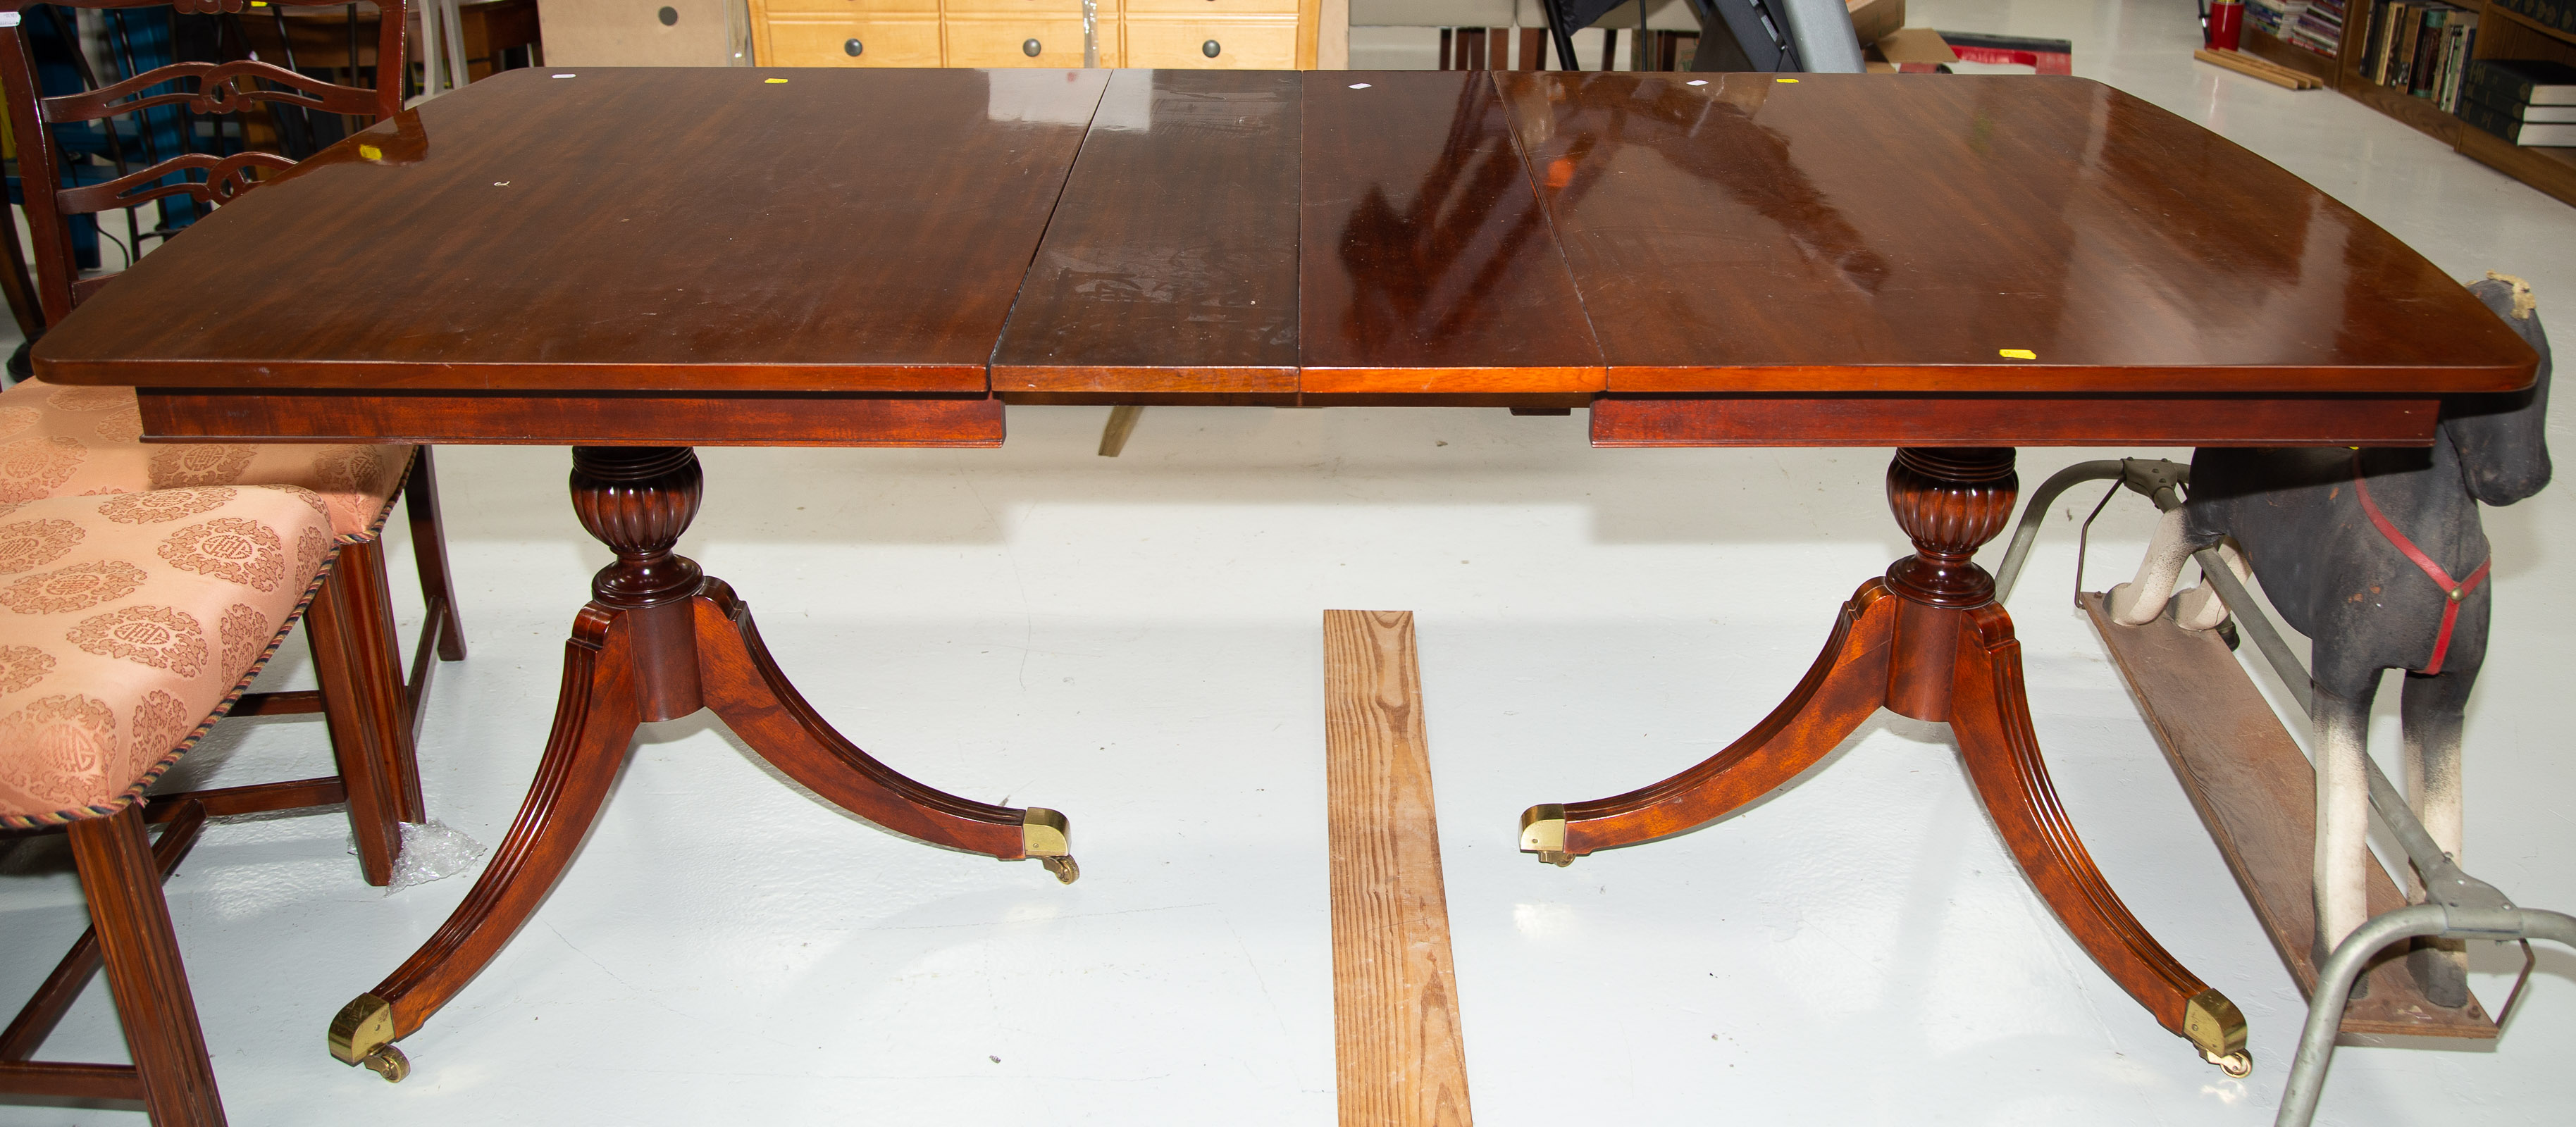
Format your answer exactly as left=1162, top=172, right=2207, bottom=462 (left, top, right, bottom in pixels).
left=2484, top=0, right=2575, bottom=37
left=2458, top=58, right=2576, bottom=146
left=2356, top=2, right=2481, bottom=113
left=2246, top=0, right=2352, bottom=57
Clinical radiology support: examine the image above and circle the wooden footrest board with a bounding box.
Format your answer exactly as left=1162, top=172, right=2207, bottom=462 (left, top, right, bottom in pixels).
left=2081, top=593, right=2496, bottom=1039
left=1324, top=610, right=1475, bottom=1126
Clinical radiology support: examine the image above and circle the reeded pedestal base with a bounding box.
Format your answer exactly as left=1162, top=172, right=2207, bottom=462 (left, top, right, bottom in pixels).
left=1518, top=448, right=2246, bottom=1071
left=328, top=447, right=1077, bottom=1079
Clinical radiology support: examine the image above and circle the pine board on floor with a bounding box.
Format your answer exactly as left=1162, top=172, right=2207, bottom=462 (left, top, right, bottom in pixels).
left=1323, top=609, right=1474, bottom=1126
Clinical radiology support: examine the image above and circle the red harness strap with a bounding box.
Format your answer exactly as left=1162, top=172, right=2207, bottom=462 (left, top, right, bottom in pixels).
left=2351, top=466, right=2491, bottom=676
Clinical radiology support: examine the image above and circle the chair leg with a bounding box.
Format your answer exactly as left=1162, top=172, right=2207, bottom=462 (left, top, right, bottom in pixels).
left=306, top=547, right=417, bottom=886
left=402, top=446, right=469, bottom=663
left=0, top=188, right=42, bottom=346
left=1, top=802, right=206, bottom=1064
left=66, top=806, right=228, bottom=1127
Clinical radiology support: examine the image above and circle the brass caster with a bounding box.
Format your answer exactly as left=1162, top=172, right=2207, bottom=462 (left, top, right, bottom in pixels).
left=1520, top=804, right=1574, bottom=865
left=2203, top=1049, right=2253, bottom=1078
left=1022, top=808, right=1077, bottom=883
left=328, top=992, right=407, bottom=1081
left=2182, top=988, right=2250, bottom=1078
left=360, top=1044, right=412, bottom=1083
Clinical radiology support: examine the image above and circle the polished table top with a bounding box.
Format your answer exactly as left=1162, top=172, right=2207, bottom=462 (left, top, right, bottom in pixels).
left=33, top=67, right=2537, bottom=436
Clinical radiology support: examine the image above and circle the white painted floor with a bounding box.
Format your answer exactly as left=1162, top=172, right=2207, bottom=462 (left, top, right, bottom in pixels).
left=6, top=4, right=2575, bottom=1123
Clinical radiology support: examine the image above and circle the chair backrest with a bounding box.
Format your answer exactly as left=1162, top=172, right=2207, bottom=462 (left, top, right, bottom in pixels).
left=0, top=0, right=409, bottom=326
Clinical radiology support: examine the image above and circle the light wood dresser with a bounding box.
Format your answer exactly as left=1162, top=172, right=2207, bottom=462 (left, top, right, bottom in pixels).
left=748, top=0, right=1342, bottom=69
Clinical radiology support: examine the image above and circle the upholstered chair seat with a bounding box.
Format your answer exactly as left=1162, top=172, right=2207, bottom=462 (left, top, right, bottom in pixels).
left=0, top=486, right=337, bottom=826
left=0, top=375, right=466, bottom=886
left=0, top=483, right=354, bottom=1126
left=0, top=378, right=411, bottom=544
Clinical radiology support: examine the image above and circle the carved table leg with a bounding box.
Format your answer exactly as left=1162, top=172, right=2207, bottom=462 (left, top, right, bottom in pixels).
left=1520, top=448, right=2247, bottom=1073
left=1519, top=580, right=1897, bottom=862
left=328, top=447, right=1077, bottom=1081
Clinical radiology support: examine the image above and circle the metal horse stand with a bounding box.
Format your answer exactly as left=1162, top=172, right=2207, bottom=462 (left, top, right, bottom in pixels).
left=1995, top=459, right=2572, bottom=1127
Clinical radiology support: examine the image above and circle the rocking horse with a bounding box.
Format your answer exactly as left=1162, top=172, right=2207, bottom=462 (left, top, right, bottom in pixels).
left=2106, top=273, right=2553, bottom=1007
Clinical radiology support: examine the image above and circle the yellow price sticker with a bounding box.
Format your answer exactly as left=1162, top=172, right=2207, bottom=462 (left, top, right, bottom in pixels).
left=764, top=77, right=790, bottom=84
left=358, top=144, right=381, bottom=161
left=1998, top=348, right=2038, bottom=360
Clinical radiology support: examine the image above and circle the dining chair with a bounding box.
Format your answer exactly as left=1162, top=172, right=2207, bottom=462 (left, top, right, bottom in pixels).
left=0, top=484, right=369, bottom=1123
left=0, top=0, right=464, bottom=886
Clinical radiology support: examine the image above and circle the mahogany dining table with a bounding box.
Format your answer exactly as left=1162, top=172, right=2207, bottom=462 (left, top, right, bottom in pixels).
left=32, top=64, right=2537, bottom=1083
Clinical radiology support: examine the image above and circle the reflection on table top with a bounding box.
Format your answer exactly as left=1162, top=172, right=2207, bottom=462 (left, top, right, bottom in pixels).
left=33, top=67, right=2535, bottom=398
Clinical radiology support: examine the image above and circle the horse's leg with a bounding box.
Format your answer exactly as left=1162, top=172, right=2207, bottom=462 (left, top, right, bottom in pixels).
left=2107, top=507, right=2196, bottom=625
left=2172, top=540, right=2248, bottom=633
left=2311, top=683, right=2377, bottom=990
left=2400, top=668, right=2474, bottom=1007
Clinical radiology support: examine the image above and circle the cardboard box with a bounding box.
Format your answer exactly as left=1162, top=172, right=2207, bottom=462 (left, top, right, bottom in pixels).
left=1865, top=26, right=1956, bottom=73
left=1847, top=0, right=1905, bottom=48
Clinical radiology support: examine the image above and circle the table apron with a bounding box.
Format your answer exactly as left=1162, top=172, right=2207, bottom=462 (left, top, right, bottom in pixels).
left=1591, top=395, right=2444, bottom=447
left=135, top=390, right=1007, bottom=447
left=132, top=390, right=2443, bottom=449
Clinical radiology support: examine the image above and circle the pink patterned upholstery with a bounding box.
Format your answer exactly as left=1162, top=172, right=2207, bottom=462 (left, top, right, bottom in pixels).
left=0, top=486, right=337, bottom=827
left=0, top=378, right=412, bottom=543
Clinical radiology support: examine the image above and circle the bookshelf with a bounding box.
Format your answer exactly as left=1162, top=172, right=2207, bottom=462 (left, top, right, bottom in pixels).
left=2288, top=2, right=2576, bottom=206
left=2243, top=27, right=2341, bottom=80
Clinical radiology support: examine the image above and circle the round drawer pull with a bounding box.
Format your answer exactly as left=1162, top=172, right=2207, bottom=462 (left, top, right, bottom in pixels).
left=657, top=5, right=677, bottom=25
left=1022, top=38, right=1042, bottom=57
left=1202, top=39, right=1221, bottom=58
left=845, top=38, right=863, bottom=56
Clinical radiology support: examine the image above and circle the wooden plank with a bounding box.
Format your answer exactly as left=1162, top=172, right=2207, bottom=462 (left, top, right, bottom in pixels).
left=1297, top=73, right=1604, bottom=395
left=2080, top=594, right=2497, bottom=1039
left=2195, top=49, right=2317, bottom=89
left=1323, top=610, right=1474, bottom=1126
left=993, top=69, right=1301, bottom=396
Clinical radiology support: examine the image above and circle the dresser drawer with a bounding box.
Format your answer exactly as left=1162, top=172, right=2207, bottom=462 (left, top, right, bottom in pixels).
left=942, top=0, right=1086, bottom=14
left=1123, top=18, right=1298, bottom=68
left=946, top=18, right=1105, bottom=66
left=755, top=0, right=935, bottom=15
left=1125, top=0, right=1301, bottom=15
left=761, top=17, right=943, bottom=65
